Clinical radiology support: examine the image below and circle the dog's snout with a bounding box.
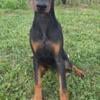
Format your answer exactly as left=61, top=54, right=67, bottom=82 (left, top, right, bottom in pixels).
left=37, top=5, right=47, bottom=11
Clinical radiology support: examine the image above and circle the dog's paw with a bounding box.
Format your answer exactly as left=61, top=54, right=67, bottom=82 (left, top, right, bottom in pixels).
left=32, top=85, right=42, bottom=100
left=74, top=68, right=85, bottom=78
left=32, top=94, right=42, bottom=100
left=60, top=91, right=69, bottom=100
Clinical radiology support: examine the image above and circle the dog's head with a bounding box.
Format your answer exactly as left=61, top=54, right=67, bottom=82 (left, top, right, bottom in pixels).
left=30, top=0, right=66, bottom=13
left=30, top=0, right=52, bottom=13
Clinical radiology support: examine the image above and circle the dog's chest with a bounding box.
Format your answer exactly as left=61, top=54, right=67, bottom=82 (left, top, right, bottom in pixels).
left=30, top=27, right=62, bottom=43
left=31, top=39, right=61, bottom=62
left=30, top=16, right=62, bottom=42
left=30, top=16, right=63, bottom=61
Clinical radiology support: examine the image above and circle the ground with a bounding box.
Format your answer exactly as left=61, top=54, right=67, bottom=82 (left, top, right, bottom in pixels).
left=0, top=7, right=100, bottom=100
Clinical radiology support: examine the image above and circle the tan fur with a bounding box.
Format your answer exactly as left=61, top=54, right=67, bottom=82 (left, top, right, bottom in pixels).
left=51, top=43, right=61, bottom=56
left=31, top=41, right=42, bottom=52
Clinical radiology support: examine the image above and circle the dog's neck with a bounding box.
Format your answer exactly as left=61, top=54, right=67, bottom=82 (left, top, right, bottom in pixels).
left=33, top=1, right=58, bottom=34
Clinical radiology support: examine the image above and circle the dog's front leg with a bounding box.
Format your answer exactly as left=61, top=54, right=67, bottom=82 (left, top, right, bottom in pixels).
left=32, top=58, right=42, bottom=100
left=55, top=55, right=69, bottom=100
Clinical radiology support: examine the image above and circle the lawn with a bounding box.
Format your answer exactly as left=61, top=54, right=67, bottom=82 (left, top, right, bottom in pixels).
left=0, top=7, right=100, bottom=100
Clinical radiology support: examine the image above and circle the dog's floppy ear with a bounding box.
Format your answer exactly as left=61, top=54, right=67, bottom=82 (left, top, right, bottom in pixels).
left=28, top=0, right=35, bottom=10
left=62, top=0, right=66, bottom=4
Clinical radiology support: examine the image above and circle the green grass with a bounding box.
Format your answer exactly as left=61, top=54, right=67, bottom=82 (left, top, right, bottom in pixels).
left=0, top=7, right=100, bottom=100
left=0, top=0, right=27, bottom=9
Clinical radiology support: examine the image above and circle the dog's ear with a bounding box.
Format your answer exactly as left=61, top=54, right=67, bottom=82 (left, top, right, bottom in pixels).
left=28, top=0, right=35, bottom=10
left=62, top=0, right=66, bottom=4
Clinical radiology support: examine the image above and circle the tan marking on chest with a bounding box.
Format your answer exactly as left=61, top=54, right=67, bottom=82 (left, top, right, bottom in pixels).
left=31, top=41, right=42, bottom=52
left=51, top=43, right=61, bottom=55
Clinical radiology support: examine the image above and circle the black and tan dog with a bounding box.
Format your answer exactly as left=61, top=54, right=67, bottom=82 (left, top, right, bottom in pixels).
left=29, top=0, right=84, bottom=100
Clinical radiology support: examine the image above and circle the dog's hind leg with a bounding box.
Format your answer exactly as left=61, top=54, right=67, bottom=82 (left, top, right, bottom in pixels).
left=62, top=49, right=84, bottom=78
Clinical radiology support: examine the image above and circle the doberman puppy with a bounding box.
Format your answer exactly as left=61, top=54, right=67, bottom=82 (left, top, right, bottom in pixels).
left=29, top=0, right=84, bottom=100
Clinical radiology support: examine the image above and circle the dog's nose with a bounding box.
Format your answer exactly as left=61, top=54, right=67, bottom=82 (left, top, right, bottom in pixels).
left=37, top=5, right=47, bottom=11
